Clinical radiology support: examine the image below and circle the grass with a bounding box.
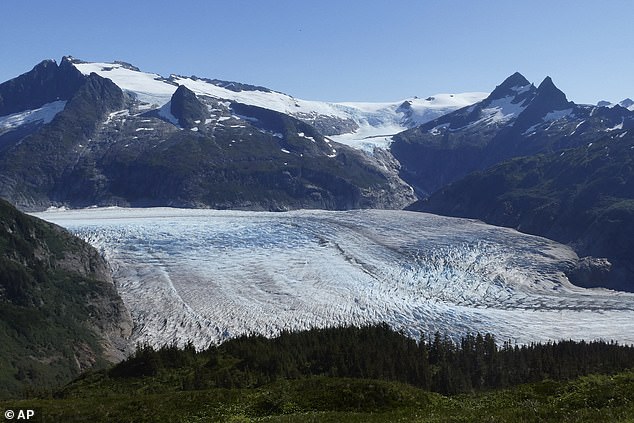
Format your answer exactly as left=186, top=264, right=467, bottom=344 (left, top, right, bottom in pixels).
left=2, top=371, right=634, bottom=422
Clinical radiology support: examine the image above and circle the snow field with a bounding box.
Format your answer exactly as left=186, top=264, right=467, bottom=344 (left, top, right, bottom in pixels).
left=72, top=61, right=486, bottom=151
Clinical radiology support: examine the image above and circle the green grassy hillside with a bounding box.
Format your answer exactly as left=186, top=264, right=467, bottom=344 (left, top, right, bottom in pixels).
left=3, top=368, right=634, bottom=422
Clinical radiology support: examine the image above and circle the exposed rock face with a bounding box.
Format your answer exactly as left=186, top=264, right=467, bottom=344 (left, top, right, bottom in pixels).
left=0, top=198, right=132, bottom=397
left=0, top=70, right=126, bottom=209
left=512, top=76, right=572, bottom=129
left=170, top=85, right=207, bottom=128
left=0, top=57, right=84, bottom=116
left=293, top=112, right=360, bottom=136
left=362, top=147, right=416, bottom=208
left=566, top=257, right=613, bottom=289
left=54, top=228, right=133, bottom=361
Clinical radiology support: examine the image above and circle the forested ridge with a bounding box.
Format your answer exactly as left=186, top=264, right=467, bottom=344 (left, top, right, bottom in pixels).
left=5, top=324, right=634, bottom=422
left=76, top=324, right=634, bottom=397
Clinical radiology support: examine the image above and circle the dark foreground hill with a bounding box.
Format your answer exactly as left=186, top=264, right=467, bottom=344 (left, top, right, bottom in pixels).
left=5, top=373, right=634, bottom=422
left=0, top=198, right=131, bottom=398
left=4, top=324, right=634, bottom=422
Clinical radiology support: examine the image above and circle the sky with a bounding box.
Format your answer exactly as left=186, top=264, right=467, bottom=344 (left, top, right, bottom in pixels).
left=1, top=1, right=633, bottom=104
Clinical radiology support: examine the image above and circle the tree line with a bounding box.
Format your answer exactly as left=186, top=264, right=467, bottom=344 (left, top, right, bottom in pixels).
left=111, top=324, right=634, bottom=395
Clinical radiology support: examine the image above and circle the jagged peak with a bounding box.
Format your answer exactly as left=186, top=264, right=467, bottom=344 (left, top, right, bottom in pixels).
left=501, top=71, right=530, bottom=89
left=173, top=84, right=196, bottom=96
left=537, top=76, right=556, bottom=91
left=534, top=76, right=569, bottom=105
left=511, top=75, right=573, bottom=128
left=61, top=55, right=86, bottom=65
left=487, top=72, right=532, bottom=101
left=32, top=59, right=58, bottom=71
left=170, top=84, right=206, bottom=128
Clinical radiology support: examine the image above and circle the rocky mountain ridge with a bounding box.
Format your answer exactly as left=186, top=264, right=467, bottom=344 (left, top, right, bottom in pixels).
left=0, top=57, right=425, bottom=210
left=391, top=72, right=634, bottom=196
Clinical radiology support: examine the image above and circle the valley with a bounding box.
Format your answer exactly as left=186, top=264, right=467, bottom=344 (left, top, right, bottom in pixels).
left=2, top=3, right=634, bottom=418
left=2, top=56, right=634, bottom=406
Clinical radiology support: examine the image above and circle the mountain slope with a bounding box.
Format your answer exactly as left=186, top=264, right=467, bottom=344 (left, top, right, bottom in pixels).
left=0, top=57, right=424, bottom=210
left=90, top=95, right=412, bottom=210
left=0, top=61, right=126, bottom=208
left=391, top=72, right=634, bottom=196
left=0, top=198, right=132, bottom=398
left=410, top=129, right=634, bottom=291
left=0, top=59, right=84, bottom=117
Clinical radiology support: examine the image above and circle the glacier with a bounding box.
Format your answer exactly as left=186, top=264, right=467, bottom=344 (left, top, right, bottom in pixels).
left=33, top=207, right=634, bottom=350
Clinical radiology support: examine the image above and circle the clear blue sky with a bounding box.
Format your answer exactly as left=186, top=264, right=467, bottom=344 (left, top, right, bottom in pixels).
left=1, top=0, right=632, bottom=104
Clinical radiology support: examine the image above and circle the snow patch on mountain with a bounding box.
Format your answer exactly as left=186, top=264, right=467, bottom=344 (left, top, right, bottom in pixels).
left=429, top=123, right=451, bottom=136
left=543, top=108, right=574, bottom=122
left=157, top=101, right=180, bottom=126
left=606, top=120, right=624, bottom=132
left=480, top=96, right=528, bottom=125
left=74, top=62, right=175, bottom=106
left=329, top=93, right=487, bottom=151
left=0, top=100, right=67, bottom=135
left=511, top=84, right=533, bottom=95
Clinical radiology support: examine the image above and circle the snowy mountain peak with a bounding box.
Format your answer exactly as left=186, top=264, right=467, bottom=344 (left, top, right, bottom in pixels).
left=596, top=98, right=634, bottom=111
left=391, top=72, right=634, bottom=198
left=63, top=57, right=487, bottom=151
left=620, top=98, right=634, bottom=110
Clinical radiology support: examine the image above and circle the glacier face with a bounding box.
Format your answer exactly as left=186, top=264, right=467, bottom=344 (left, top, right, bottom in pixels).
left=34, top=207, right=634, bottom=350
